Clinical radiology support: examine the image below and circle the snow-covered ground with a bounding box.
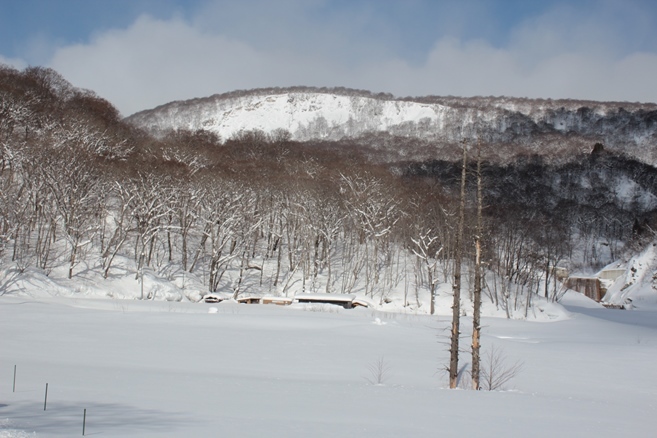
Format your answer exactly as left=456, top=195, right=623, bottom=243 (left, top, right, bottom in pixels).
left=0, top=250, right=572, bottom=321
left=1, top=292, right=656, bottom=437
left=2, top=238, right=657, bottom=437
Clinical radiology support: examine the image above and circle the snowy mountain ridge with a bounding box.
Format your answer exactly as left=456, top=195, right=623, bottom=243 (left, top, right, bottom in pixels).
left=127, top=87, right=657, bottom=164
left=128, top=91, right=452, bottom=141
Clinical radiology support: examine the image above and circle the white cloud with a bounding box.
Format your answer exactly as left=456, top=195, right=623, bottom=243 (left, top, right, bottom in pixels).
left=49, top=15, right=349, bottom=116
left=0, top=54, right=28, bottom=70
left=46, top=2, right=657, bottom=116
left=355, top=36, right=657, bottom=105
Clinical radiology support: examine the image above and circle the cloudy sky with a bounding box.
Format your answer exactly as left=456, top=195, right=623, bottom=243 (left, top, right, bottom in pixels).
left=1, top=0, right=657, bottom=116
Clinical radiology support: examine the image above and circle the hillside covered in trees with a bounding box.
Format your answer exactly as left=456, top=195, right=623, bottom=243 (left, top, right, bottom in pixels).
left=127, top=85, right=657, bottom=166
left=2, top=64, right=657, bottom=313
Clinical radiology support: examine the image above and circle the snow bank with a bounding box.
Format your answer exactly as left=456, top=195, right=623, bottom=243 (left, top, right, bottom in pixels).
left=603, top=242, right=657, bottom=309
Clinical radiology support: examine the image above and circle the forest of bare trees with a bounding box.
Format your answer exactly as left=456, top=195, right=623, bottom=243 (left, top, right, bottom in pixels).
left=2, top=64, right=656, bottom=321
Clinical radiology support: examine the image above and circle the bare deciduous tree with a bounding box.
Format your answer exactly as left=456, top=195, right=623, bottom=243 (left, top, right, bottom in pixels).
left=364, top=356, right=392, bottom=386
left=480, top=345, right=523, bottom=391
left=411, top=230, right=442, bottom=315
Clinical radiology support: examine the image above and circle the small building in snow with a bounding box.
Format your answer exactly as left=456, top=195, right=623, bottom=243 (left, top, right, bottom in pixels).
left=202, top=293, right=225, bottom=303
left=261, top=296, right=293, bottom=306
left=565, top=276, right=603, bottom=302
left=237, top=296, right=262, bottom=304
left=294, top=293, right=358, bottom=309
left=352, top=298, right=372, bottom=308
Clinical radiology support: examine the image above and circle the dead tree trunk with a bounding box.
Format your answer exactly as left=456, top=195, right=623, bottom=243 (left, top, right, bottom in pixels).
left=472, top=142, right=483, bottom=390
left=449, top=141, right=467, bottom=389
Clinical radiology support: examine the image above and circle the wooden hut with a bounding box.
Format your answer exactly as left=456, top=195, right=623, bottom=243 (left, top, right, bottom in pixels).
left=261, top=296, right=293, bottom=306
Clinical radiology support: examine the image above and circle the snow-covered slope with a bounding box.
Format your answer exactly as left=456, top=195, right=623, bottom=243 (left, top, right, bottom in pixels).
left=126, top=88, right=657, bottom=164
left=128, top=91, right=452, bottom=141
left=602, top=242, right=657, bottom=309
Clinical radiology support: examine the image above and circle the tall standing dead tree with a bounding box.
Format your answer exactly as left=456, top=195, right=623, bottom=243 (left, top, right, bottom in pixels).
left=471, top=142, right=483, bottom=390
left=449, top=141, right=467, bottom=389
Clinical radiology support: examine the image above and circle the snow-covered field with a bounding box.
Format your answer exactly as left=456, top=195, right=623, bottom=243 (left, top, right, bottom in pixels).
left=2, top=292, right=656, bottom=437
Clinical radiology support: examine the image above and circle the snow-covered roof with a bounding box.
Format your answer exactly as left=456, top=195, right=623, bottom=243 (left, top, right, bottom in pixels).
left=294, top=293, right=356, bottom=303
left=236, top=296, right=261, bottom=302
left=261, top=296, right=293, bottom=302
left=352, top=298, right=373, bottom=308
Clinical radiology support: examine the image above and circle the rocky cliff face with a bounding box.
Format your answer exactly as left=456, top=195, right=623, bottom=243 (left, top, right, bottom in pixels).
left=126, top=87, right=657, bottom=165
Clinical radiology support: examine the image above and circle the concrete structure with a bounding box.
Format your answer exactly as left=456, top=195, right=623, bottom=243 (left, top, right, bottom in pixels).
left=565, top=277, right=603, bottom=302
left=597, top=268, right=625, bottom=281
